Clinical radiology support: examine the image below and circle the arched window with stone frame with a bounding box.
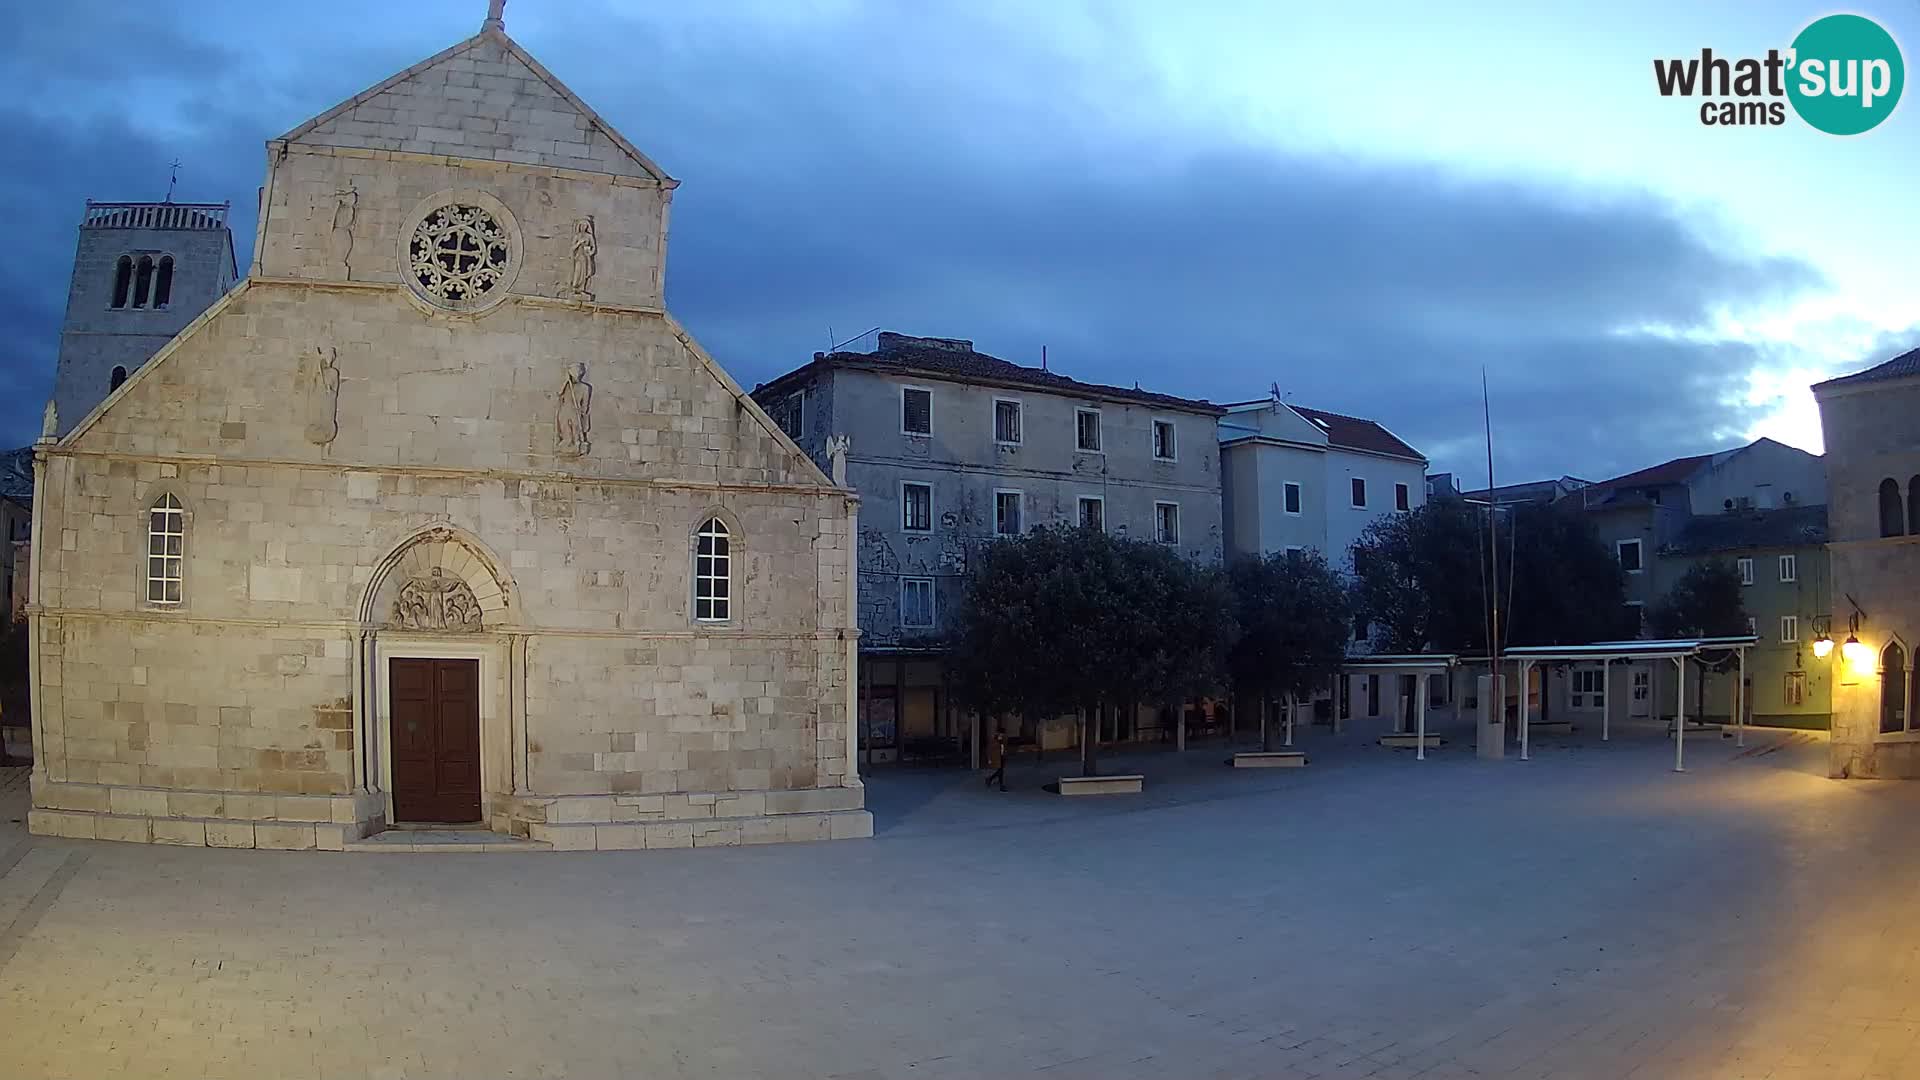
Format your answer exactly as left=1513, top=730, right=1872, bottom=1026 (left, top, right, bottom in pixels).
left=110, top=255, right=133, bottom=309
left=1879, top=478, right=1904, bottom=538
left=1881, top=641, right=1908, bottom=735
left=146, top=493, right=185, bottom=606
left=110, top=366, right=128, bottom=391
left=131, top=255, right=155, bottom=309
left=153, top=255, right=175, bottom=308
left=1909, top=476, right=1920, bottom=536
left=692, top=515, right=734, bottom=623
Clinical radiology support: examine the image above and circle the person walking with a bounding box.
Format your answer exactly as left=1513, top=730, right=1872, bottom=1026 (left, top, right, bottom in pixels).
left=983, top=731, right=1009, bottom=791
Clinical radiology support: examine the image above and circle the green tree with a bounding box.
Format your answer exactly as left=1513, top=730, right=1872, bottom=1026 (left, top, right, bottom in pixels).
left=1352, top=500, right=1633, bottom=654
left=1227, top=550, right=1351, bottom=749
left=1648, top=559, right=1750, bottom=718
left=1349, top=499, right=1491, bottom=653
left=1504, top=504, right=1631, bottom=646
left=948, top=527, right=1232, bottom=776
left=1648, top=559, right=1749, bottom=639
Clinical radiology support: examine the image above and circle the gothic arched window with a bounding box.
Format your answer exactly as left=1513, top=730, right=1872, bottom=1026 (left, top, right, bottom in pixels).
left=110, top=255, right=133, bottom=309
left=146, top=493, right=184, bottom=606
left=1882, top=641, right=1908, bottom=735
left=1909, top=476, right=1920, bottom=537
left=153, top=256, right=174, bottom=308
left=110, top=366, right=128, bottom=391
left=693, top=517, right=731, bottom=622
left=1878, top=478, right=1904, bottom=538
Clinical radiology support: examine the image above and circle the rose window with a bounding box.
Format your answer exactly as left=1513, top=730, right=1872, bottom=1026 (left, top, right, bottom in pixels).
left=408, top=205, right=511, bottom=305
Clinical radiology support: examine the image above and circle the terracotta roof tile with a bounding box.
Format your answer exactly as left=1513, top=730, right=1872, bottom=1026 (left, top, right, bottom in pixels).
left=1285, top=405, right=1424, bottom=460
left=1815, top=346, right=1920, bottom=391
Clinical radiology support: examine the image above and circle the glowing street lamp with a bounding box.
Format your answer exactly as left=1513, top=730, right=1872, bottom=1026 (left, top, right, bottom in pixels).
left=1842, top=632, right=1872, bottom=669
left=1812, top=634, right=1834, bottom=659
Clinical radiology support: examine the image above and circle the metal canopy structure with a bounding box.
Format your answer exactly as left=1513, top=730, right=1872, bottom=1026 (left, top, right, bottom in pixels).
left=1342, top=653, right=1459, bottom=760
left=1496, top=636, right=1759, bottom=771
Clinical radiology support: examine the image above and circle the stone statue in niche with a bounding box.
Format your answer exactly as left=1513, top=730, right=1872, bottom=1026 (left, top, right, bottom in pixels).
left=826, top=433, right=851, bottom=485
left=390, top=567, right=484, bottom=632
left=301, top=346, right=340, bottom=446
left=556, top=362, right=592, bottom=457
left=329, top=185, right=358, bottom=279
left=39, top=400, right=57, bottom=442
left=568, top=216, right=597, bottom=301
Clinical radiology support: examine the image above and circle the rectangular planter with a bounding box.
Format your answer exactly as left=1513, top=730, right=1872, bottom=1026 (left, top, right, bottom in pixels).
left=1231, top=751, right=1308, bottom=768
left=1056, top=774, right=1144, bottom=796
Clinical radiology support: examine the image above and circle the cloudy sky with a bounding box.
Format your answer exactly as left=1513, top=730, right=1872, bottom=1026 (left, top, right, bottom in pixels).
left=2, top=0, right=1914, bottom=483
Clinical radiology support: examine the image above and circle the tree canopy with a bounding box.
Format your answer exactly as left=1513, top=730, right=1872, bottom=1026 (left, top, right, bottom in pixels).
left=1227, top=550, right=1351, bottom=708
left=1648, top=559, right=1749, bottom=639
left=1349, top=499, right=1491, bottom=653
left=1350, top=499, right=1630, bottom=653
left=947, top=526, right=1233, bottom=772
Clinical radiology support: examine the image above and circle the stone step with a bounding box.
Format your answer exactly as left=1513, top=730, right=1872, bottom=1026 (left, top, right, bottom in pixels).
left=345, top=829, right=552, bottom=853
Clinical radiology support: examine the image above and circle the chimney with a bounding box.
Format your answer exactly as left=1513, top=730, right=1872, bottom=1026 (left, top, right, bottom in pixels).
left=877, top=332, right=973, bottom=355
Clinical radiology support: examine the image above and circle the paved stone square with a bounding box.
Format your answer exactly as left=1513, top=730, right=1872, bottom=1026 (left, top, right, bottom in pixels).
left=3, top=720, right=1919, bottom=1079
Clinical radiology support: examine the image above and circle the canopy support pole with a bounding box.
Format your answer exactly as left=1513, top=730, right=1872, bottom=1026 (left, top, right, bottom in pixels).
left=1417, top=676, right=1428, bottom=761
left=1519, top=659, right=1531, bottom=761
left=1674, top=656, right=1688, bottom=773
left=1736, top=647, right=1747, bottom=748
left=1601, top=658, right=1611, bottom=742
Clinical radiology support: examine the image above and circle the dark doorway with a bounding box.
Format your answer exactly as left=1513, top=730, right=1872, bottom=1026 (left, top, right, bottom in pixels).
left=389, top=657, right=481, bottom=823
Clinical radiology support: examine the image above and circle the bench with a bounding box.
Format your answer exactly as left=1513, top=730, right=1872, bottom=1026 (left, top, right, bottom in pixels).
left=1230, top=751, right=1307, bottom=768
left=1055, top=774, right=1145, bottom=796
left=1378, top=733, right=1445, bottom=749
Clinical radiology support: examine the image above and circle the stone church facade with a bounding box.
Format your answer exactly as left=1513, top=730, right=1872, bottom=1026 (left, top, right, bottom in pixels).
left=26, top=13, right=869, bottom=850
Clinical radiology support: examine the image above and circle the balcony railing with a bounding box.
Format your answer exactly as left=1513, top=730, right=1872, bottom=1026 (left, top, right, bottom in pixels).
left=82, top=201, right=230, bottom=231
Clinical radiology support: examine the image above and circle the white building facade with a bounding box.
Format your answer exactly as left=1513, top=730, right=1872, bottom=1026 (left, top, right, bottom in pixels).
left=1218, top=398, right=1427, bottom=570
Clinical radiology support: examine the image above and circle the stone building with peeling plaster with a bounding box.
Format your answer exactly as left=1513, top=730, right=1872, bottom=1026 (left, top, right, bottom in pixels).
left=24, top=7, right=869, bottom=850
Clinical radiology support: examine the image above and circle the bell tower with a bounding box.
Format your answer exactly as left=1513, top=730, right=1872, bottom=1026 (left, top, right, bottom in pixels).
left=49, top=199, right=238, bottom=434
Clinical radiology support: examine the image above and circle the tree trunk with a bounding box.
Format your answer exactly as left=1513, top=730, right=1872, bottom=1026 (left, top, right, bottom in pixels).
left=1082, top=701, right=1100, bottom=778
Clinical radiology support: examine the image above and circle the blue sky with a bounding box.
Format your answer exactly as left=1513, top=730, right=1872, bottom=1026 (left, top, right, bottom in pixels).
left=2, top=0, right=1913, bottom=483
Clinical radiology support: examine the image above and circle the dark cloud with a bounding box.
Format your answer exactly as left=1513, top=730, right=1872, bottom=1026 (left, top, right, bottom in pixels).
left=0, top=0, right=1828, bottom=482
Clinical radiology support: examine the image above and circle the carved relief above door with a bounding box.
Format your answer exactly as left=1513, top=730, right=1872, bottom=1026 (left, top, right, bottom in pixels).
left=389, top=567, right=484, bottom=632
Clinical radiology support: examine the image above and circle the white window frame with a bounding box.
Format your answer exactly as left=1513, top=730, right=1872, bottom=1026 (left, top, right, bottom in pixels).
left=899, top=576, right=936, bottom=629
left=900, top=385, right=933, bottom=437
left=1784, top=670, right=1806, bottom=707
left=900, top=480, right=933, bottom=533
left=1746, top=615, right=1758, bottom=637
left=1778, top=554, right=1797, bottom=583
left=1350, top=477, right=1367, bottom=509
left=146, top=493, right=185, bottom=606
left=1283, top=481, right=1303, bottom=516
left=1737, top=557, right=1754, bottom=586
left=1151, top=418, right=1177, bottom=462
left=1617, top=539, right=1644, bottom=574
left=1076, top=495, right=1105, bottom=532
left=992, top=397, right=1023, bottom=447
left=994, top=488, right=1024, bottom=537
left=692, top=516, right=732, bottom=623
left=1570, top=667, right=1605, bottom=710
left=1154, top=501, right=1180, bottom=545
left=1074, top=407, right=1103, bottom=454
left=1780, top=615, right=1798, bottom=643
left=1283, top=545, right=1305, bottom=560
left=1395, top=482, right=1410, bottom=512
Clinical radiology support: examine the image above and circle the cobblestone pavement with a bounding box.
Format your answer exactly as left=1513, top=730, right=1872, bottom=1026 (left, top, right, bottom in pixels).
left=2, top=721, right=1918, bottom=1079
